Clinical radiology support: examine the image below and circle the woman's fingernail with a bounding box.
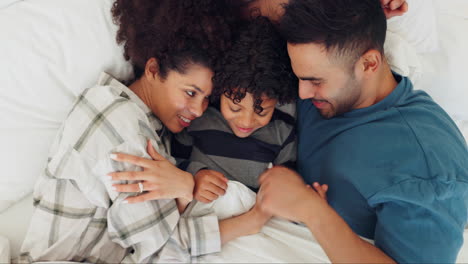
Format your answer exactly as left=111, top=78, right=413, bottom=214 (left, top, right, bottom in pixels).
left=110, top=153, right=117, bottom=160
left=111, top=186, right=117, bottom=191
left=107, top=175, right=113, bottom=181
left=122, top=200, right=128, bottom=204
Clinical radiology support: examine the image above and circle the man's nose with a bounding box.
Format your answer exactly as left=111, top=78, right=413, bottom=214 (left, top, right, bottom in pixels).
left=298, top=80, right=316, bottom=100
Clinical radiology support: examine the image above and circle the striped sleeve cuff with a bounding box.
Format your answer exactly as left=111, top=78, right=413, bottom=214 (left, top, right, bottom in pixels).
left=186, top=161, right=209, bottom=176
left=185, top=214, right=221, bottom=257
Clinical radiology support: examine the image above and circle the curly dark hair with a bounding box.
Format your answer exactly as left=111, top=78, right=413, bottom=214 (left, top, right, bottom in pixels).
left=212, top=17, right=298, bottom=114
left=111, top=0, right=244, bottom=80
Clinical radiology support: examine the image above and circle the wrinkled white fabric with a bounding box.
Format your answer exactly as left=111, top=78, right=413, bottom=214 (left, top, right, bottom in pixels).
left=0, top=236, right=10, bottom=264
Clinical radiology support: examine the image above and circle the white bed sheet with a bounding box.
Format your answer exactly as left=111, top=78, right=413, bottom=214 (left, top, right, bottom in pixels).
left=0, top=235, right=10, bottom=264
left=2, top=190, right=468, bottom=263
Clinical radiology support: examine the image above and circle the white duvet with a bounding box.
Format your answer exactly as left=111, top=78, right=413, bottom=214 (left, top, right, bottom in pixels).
left=2, top=181, right=467, bottom=263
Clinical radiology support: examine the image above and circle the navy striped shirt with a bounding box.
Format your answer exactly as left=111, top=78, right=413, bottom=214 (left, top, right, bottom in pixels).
left=172, top=104, right=296, bottom=189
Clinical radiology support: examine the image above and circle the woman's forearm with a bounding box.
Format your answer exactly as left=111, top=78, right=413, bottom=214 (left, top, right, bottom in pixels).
left=219, top=207, right=268, bottom=245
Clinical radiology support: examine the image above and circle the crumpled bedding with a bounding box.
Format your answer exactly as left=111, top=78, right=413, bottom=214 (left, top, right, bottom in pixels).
left=192, top=181, right=330, bottom=263
left=0, top=236, right=10, bottom=263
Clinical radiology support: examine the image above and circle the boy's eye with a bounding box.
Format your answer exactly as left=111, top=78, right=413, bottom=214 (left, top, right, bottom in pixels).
left=186, top=90, right=195, bottom=97
left=230, top=107, right=241, bottom=112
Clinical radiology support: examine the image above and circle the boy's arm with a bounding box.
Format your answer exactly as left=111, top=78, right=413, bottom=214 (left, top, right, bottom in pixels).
left=273, top=128, right=296, bottom=169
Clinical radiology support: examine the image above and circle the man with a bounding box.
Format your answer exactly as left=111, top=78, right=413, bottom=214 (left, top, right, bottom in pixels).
left=258, top=0, right=468, bottom=263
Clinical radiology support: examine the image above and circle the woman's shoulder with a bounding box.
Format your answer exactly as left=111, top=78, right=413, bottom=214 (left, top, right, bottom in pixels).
left=58, top=78, right=154, bottom=151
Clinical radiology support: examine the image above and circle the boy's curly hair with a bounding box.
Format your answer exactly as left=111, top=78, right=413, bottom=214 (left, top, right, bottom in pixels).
left=212, top=17, right=298, bottom=114
left=111, top=0, right=244, bottom=80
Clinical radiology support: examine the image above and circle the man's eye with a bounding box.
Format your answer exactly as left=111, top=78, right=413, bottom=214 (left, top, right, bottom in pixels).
left=186, top=91, right=195, bottom=97
left=311, top=81, right=321, bottom=86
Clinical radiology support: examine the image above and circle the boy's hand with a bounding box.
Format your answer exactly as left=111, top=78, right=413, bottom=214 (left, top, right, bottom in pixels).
left=194, top=169, right=229, bottom=203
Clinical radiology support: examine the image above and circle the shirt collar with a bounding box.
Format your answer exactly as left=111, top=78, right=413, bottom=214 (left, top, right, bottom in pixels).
left=98, top=72, right=164, bottom=133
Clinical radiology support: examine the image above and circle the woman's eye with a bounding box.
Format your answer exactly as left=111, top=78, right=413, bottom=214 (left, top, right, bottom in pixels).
left=230, top=107, right=241, bottom=112
left=186, top=90, right=196, bottom=97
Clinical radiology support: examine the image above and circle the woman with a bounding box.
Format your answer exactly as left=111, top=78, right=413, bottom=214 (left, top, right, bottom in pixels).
left=243, top=0, right=408, bottom=22
left=19, top=0, right=243, bottom=263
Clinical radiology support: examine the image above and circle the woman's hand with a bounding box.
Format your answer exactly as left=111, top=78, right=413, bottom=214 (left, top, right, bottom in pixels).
left=380, top=0, right=408, bottom=19
left=193, top=169, right=228, bottom=203
left=109, top=140, right=194, bottom=204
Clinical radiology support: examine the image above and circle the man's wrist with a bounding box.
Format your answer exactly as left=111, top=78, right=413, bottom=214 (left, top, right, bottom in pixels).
left=299, top=189, right=327, bottom=228
left=302, top=196, right=332, bottom=232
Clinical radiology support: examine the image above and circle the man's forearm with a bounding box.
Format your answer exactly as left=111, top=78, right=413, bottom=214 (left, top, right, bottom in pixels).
left=304, top=203, right=395, bottom=264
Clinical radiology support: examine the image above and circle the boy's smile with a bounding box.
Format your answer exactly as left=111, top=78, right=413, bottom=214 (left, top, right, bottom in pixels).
left=220, top=92, right=278, bottom=138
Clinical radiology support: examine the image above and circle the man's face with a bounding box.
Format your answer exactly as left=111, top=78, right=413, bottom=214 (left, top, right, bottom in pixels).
left=287, top=43, right=363, bottom=119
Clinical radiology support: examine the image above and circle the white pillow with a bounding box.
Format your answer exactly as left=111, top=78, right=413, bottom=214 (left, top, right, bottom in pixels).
left=434, top=0, right=468, bottom=20
left=384, top=30, right=422, bottom=82
left=0, top=0, right=20, bottom=9
left=413, top=12, right=468, bottom=121
left=0, top=0, right=132, bottom=212
left=0, top=235, right=10, bottom=264
left=387, top=0, right=439, bottom=53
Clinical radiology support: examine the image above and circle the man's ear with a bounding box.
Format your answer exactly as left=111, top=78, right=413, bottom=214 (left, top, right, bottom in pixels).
left=359, top=49, right=382, bottom=75
left=144, top=57, right=159, bottom=81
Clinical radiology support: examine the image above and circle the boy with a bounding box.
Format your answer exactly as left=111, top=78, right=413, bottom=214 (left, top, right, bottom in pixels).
left=173, top=17, right=327, bottom=204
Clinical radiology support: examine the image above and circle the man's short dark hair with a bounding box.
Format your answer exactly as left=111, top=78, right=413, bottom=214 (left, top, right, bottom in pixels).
left=280, top=0, right=387, bottom=67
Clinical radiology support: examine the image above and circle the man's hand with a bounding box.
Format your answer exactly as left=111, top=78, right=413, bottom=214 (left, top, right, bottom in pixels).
left=258, top=166, right=327, bottom=223
left=380, top=0, right=408, bottom=19
left=310, top=182, right=328, bottom=201
left=193, top=169, right=228, bottom=203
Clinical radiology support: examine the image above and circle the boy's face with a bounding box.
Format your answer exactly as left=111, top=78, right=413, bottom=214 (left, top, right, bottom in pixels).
left=220, top=92, right=277, bottom=138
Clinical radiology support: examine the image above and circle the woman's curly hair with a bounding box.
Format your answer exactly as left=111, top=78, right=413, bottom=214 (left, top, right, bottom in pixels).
left=111, top=0, right=244, bottom=80
left=212, top=17, right=298, bottom=114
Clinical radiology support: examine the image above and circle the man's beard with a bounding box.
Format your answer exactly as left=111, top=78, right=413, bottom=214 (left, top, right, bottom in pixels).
left=318, top=76, right=361, bottom=119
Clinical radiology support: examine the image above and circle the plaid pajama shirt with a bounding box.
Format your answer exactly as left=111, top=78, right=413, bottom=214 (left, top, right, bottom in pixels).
left=17, top=73, right=220, bottom=263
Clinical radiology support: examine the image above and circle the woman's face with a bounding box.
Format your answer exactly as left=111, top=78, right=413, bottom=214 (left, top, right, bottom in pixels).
left=245, top=0, right=289, bottom=22
left=220, top=92, right=277, bottom=138
left=147, top=63, right=213, bottom=133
